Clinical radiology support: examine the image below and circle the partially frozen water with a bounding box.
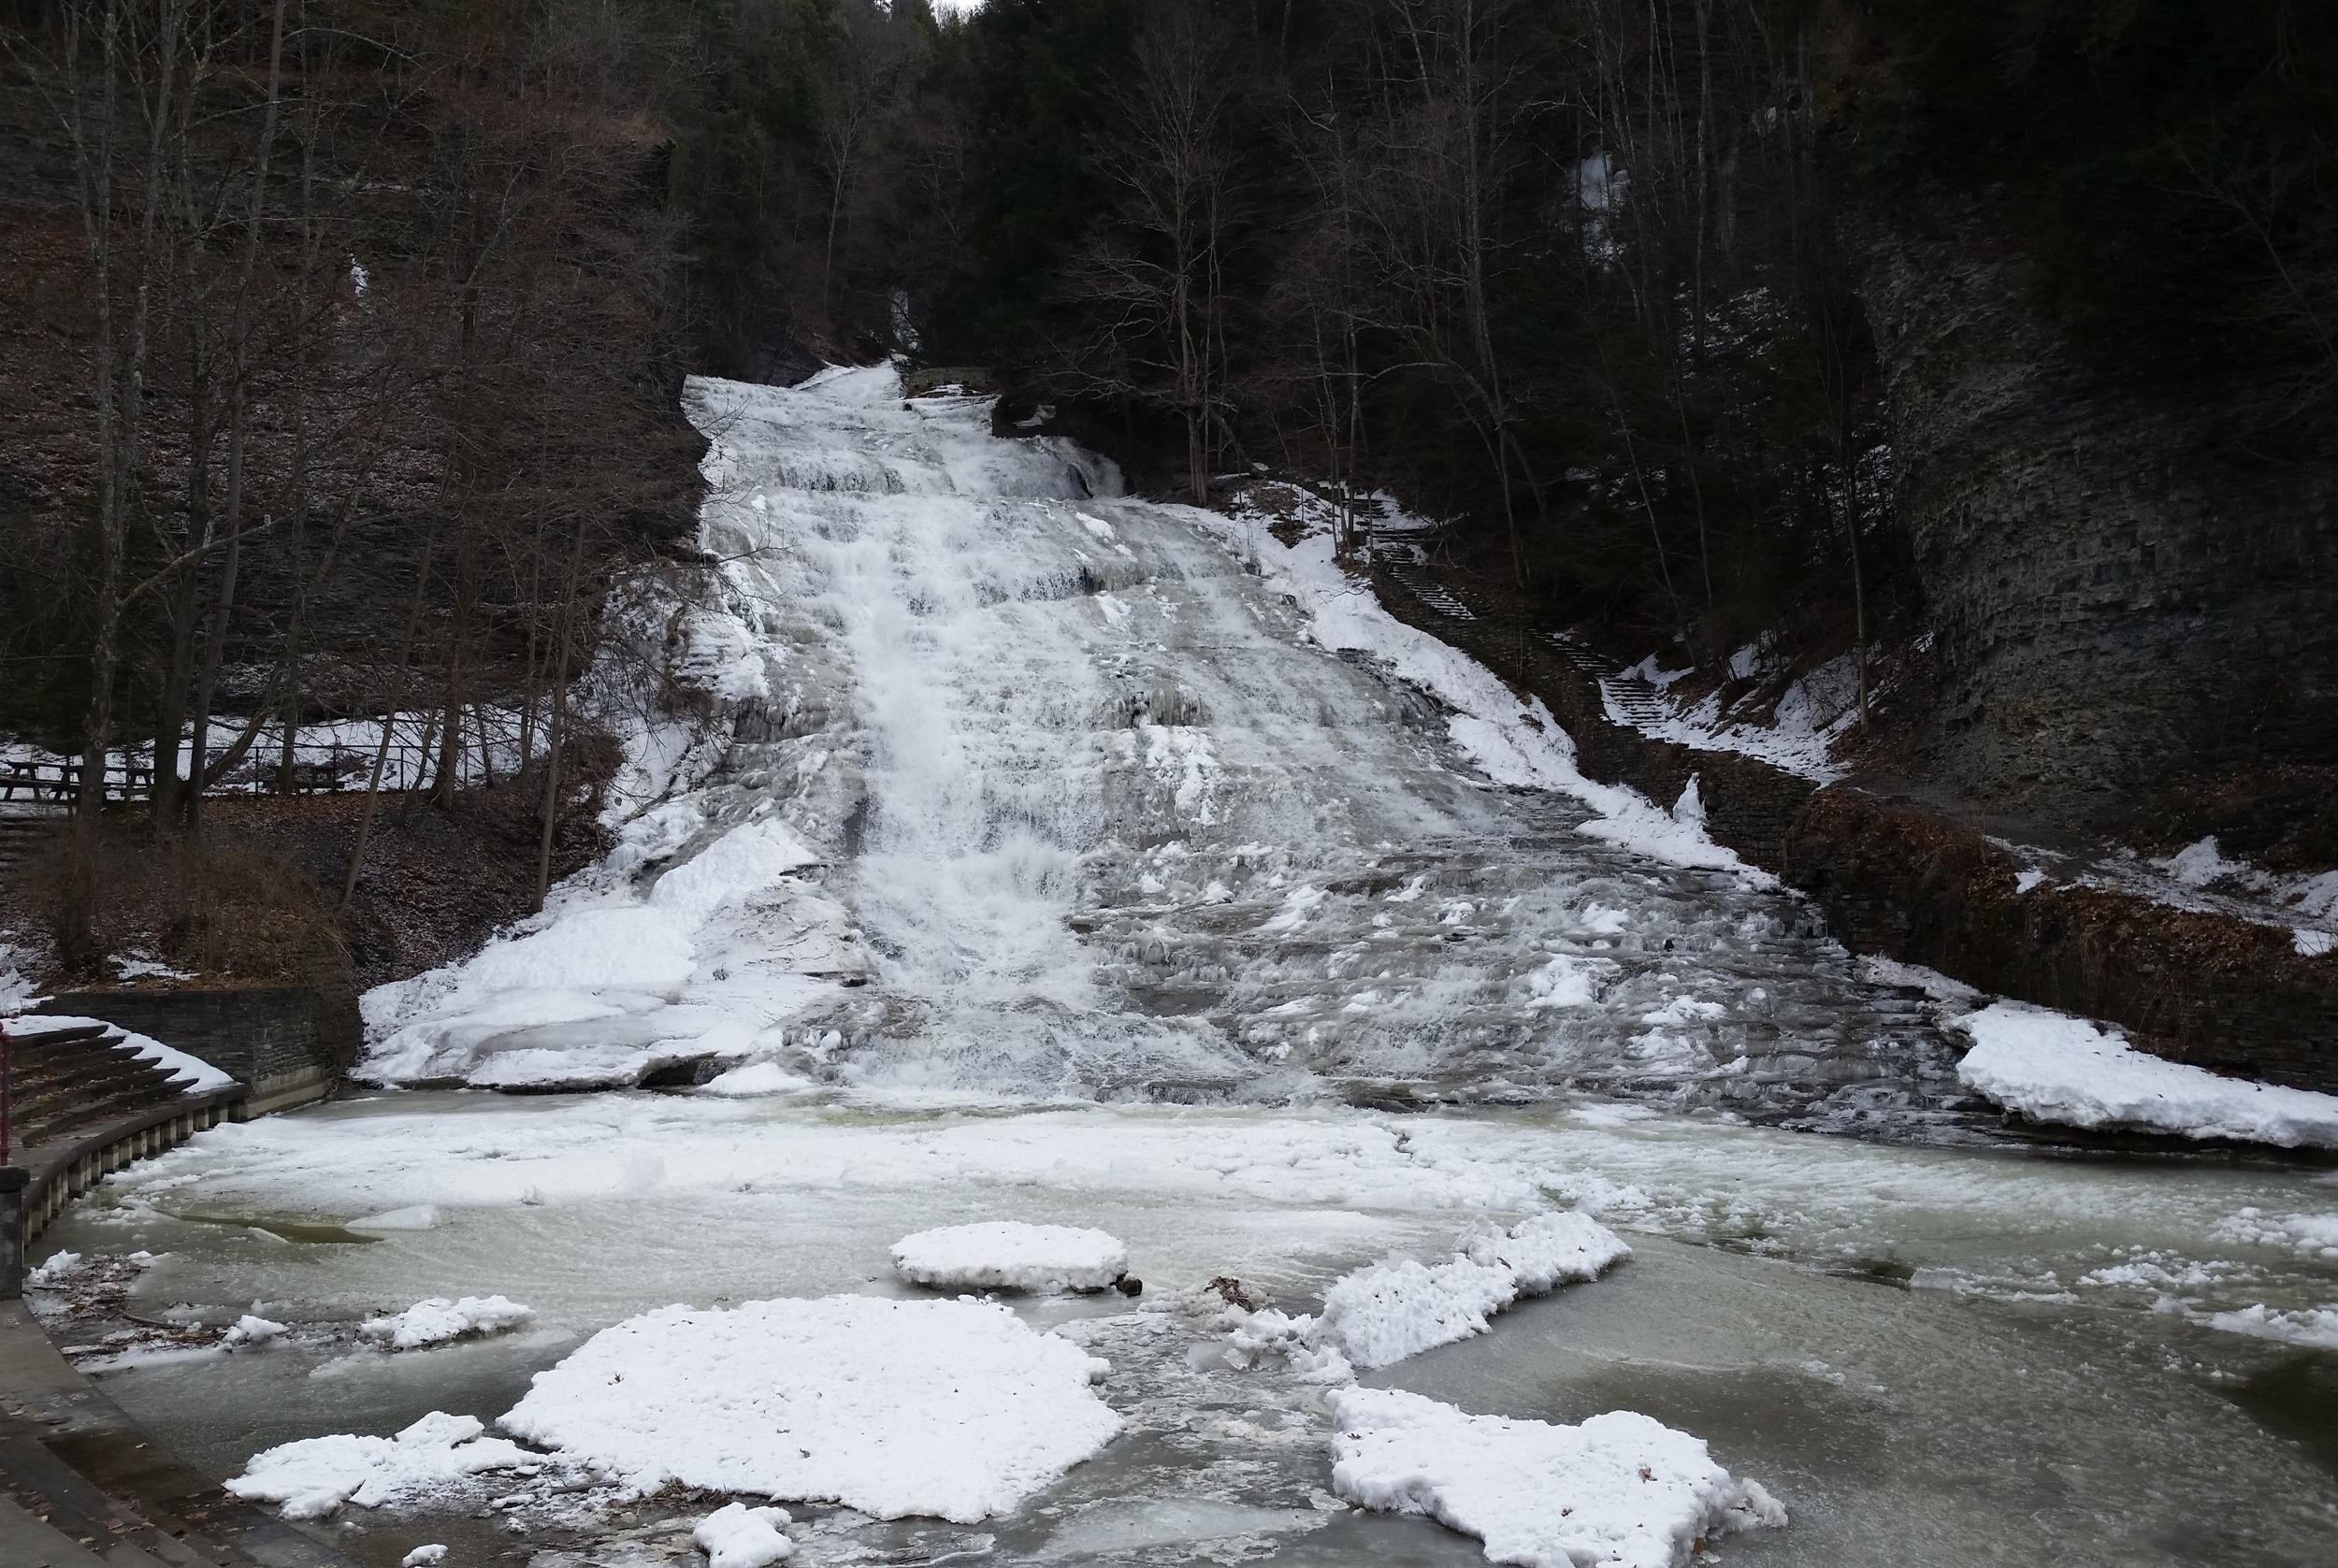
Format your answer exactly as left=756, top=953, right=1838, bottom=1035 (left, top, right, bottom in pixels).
left=40, top=1095, right=2338, bottom=1566
left=30, top=368, right=2338, bottom=1566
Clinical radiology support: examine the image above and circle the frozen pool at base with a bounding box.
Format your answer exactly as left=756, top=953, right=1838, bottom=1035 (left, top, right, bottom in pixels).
left=36, top=1090, right=2338, bottom=1568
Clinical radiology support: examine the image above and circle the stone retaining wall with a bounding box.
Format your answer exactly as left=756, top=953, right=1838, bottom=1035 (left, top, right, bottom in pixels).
left=35, top=985, right=356, bottom=1115
left=3, top=1090, right=244, bottom=1297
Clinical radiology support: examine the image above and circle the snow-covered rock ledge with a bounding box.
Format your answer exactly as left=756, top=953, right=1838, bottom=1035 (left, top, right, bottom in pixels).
left=1953, top=1001, right=2338, bottom=1151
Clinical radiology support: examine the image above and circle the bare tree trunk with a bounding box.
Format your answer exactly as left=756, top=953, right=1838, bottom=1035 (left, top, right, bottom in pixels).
left=534, top=523, right=595, bottom=912
left=340, top=533, right=437, bottom=912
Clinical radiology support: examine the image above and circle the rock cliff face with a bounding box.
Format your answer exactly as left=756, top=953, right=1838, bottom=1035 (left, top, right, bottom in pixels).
left=1848, top=193, right=2338, bottom=833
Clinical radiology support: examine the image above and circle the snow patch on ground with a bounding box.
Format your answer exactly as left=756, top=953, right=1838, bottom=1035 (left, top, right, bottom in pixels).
left=226, top=1411, right=537, bottom=1519
left=360, top=1295, right=535, bottom=1350
left=1593, top=642, right=1860, bottom=784
left=1984, top=832, right=2338, bottom=957
left=1327, top=1387, right=1785, bottom=1568
left=498, top=1295, right=1120, bottom=1523
left=1855, top=955, right=1981, bottom=1005
left=1953, top=1001, right=2338, bottom=1149
left=892, top=1221, right=1130, bottom=1293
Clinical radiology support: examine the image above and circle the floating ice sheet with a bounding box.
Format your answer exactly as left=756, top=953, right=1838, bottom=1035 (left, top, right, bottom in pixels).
left=1328, top=1387, right=1784, bottom=1568
left=892, top=1221, right=1130, bottom=1293
left=226, top=1411, right=535, bottom=1520
left=498, top=1295, right=1121, bottom=1523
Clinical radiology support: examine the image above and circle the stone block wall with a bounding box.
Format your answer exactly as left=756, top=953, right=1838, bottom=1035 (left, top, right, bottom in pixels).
left=34, top=986, right=358, bottom=1114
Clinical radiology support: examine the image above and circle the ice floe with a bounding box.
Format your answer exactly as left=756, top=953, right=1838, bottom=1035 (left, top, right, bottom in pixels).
left=1315, top=1212, right=1631, bottom=1370
left=891, top=1221, right=1131, bottom=1293
left=227, top=1410, right=536, bottom=1519
left=360, top=1294, right=535, bottom=1350
left=221, top=1313, right=289, bottom=1348
left=1207, top=1213, right=1629, bottom=1378
left=2203, top=1302, right=2338, bottom=1352
left=1328, top=1387, right=1784, bottom=1568
left=497, top=1295, right=1120, bottom=1522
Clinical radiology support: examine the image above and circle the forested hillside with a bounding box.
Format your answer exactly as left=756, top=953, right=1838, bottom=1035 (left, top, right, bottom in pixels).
left=2, top=0, right=2331, bottom=991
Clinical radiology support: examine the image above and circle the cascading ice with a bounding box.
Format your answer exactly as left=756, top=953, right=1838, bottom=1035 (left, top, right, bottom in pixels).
left=357, top=364, right=1969, bottom=1127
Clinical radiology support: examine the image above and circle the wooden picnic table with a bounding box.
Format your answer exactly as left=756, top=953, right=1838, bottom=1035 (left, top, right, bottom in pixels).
left=1, top=757, right=154, bottom=802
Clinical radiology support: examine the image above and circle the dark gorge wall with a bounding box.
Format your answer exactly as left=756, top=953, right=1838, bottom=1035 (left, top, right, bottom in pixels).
left=1846, top=192, right=2338, bottom=833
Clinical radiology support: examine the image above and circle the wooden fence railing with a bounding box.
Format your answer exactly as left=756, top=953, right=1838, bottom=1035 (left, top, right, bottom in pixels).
left=3, top=741, right=468, bottom=805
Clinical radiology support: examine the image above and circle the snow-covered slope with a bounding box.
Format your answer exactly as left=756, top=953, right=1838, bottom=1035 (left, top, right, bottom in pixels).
left=356, top=365, right=1964, bottom=1123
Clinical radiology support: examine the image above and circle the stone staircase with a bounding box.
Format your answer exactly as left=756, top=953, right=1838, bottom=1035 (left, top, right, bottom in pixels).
left=0, top=804, right=61, bottom=881
left=1545, top=633, right=1679, bottom=732
left=4, top=1021, right=198, bottom=1158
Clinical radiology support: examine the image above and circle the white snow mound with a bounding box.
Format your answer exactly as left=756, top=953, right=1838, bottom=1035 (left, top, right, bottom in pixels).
left=1318, top=1212, right=1630, bottom=1371
left=696, top=1502, right=795, bottom=1567
left=226, top=1411, right=534, bottom=1520
left=497, top=1295, right=1121, bottom=1523
left=1328, top=1387, right=1785, bottom=1568
left=361, top=1295, right=535, bottom=1350
left=1953, top=1001, right=2338, bottom=1149
left=892, top=1221, right=1130, bottom=1293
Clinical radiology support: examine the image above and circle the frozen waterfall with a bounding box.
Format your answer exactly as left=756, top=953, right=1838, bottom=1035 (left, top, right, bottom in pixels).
left=363, top=364, right=1963, bottom=1131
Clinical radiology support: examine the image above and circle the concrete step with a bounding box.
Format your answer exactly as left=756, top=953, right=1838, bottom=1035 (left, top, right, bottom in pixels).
left=0, top=1307, right=355, bottom=1568
left=0, top=1439, right=216, bottom=1568
left=6, top=1029, right=197, bottom=1161
left=13, top=1085, right=189, bottom=1153
left=0, top=1494, right=169, bottom=1568
left=10, top=1024, right=117, bottom=1050
left=12, top=1048, right=175, bottom=1099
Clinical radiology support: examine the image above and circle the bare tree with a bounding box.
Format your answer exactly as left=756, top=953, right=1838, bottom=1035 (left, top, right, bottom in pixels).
left=1057, top=5, right=1243, bottom=505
